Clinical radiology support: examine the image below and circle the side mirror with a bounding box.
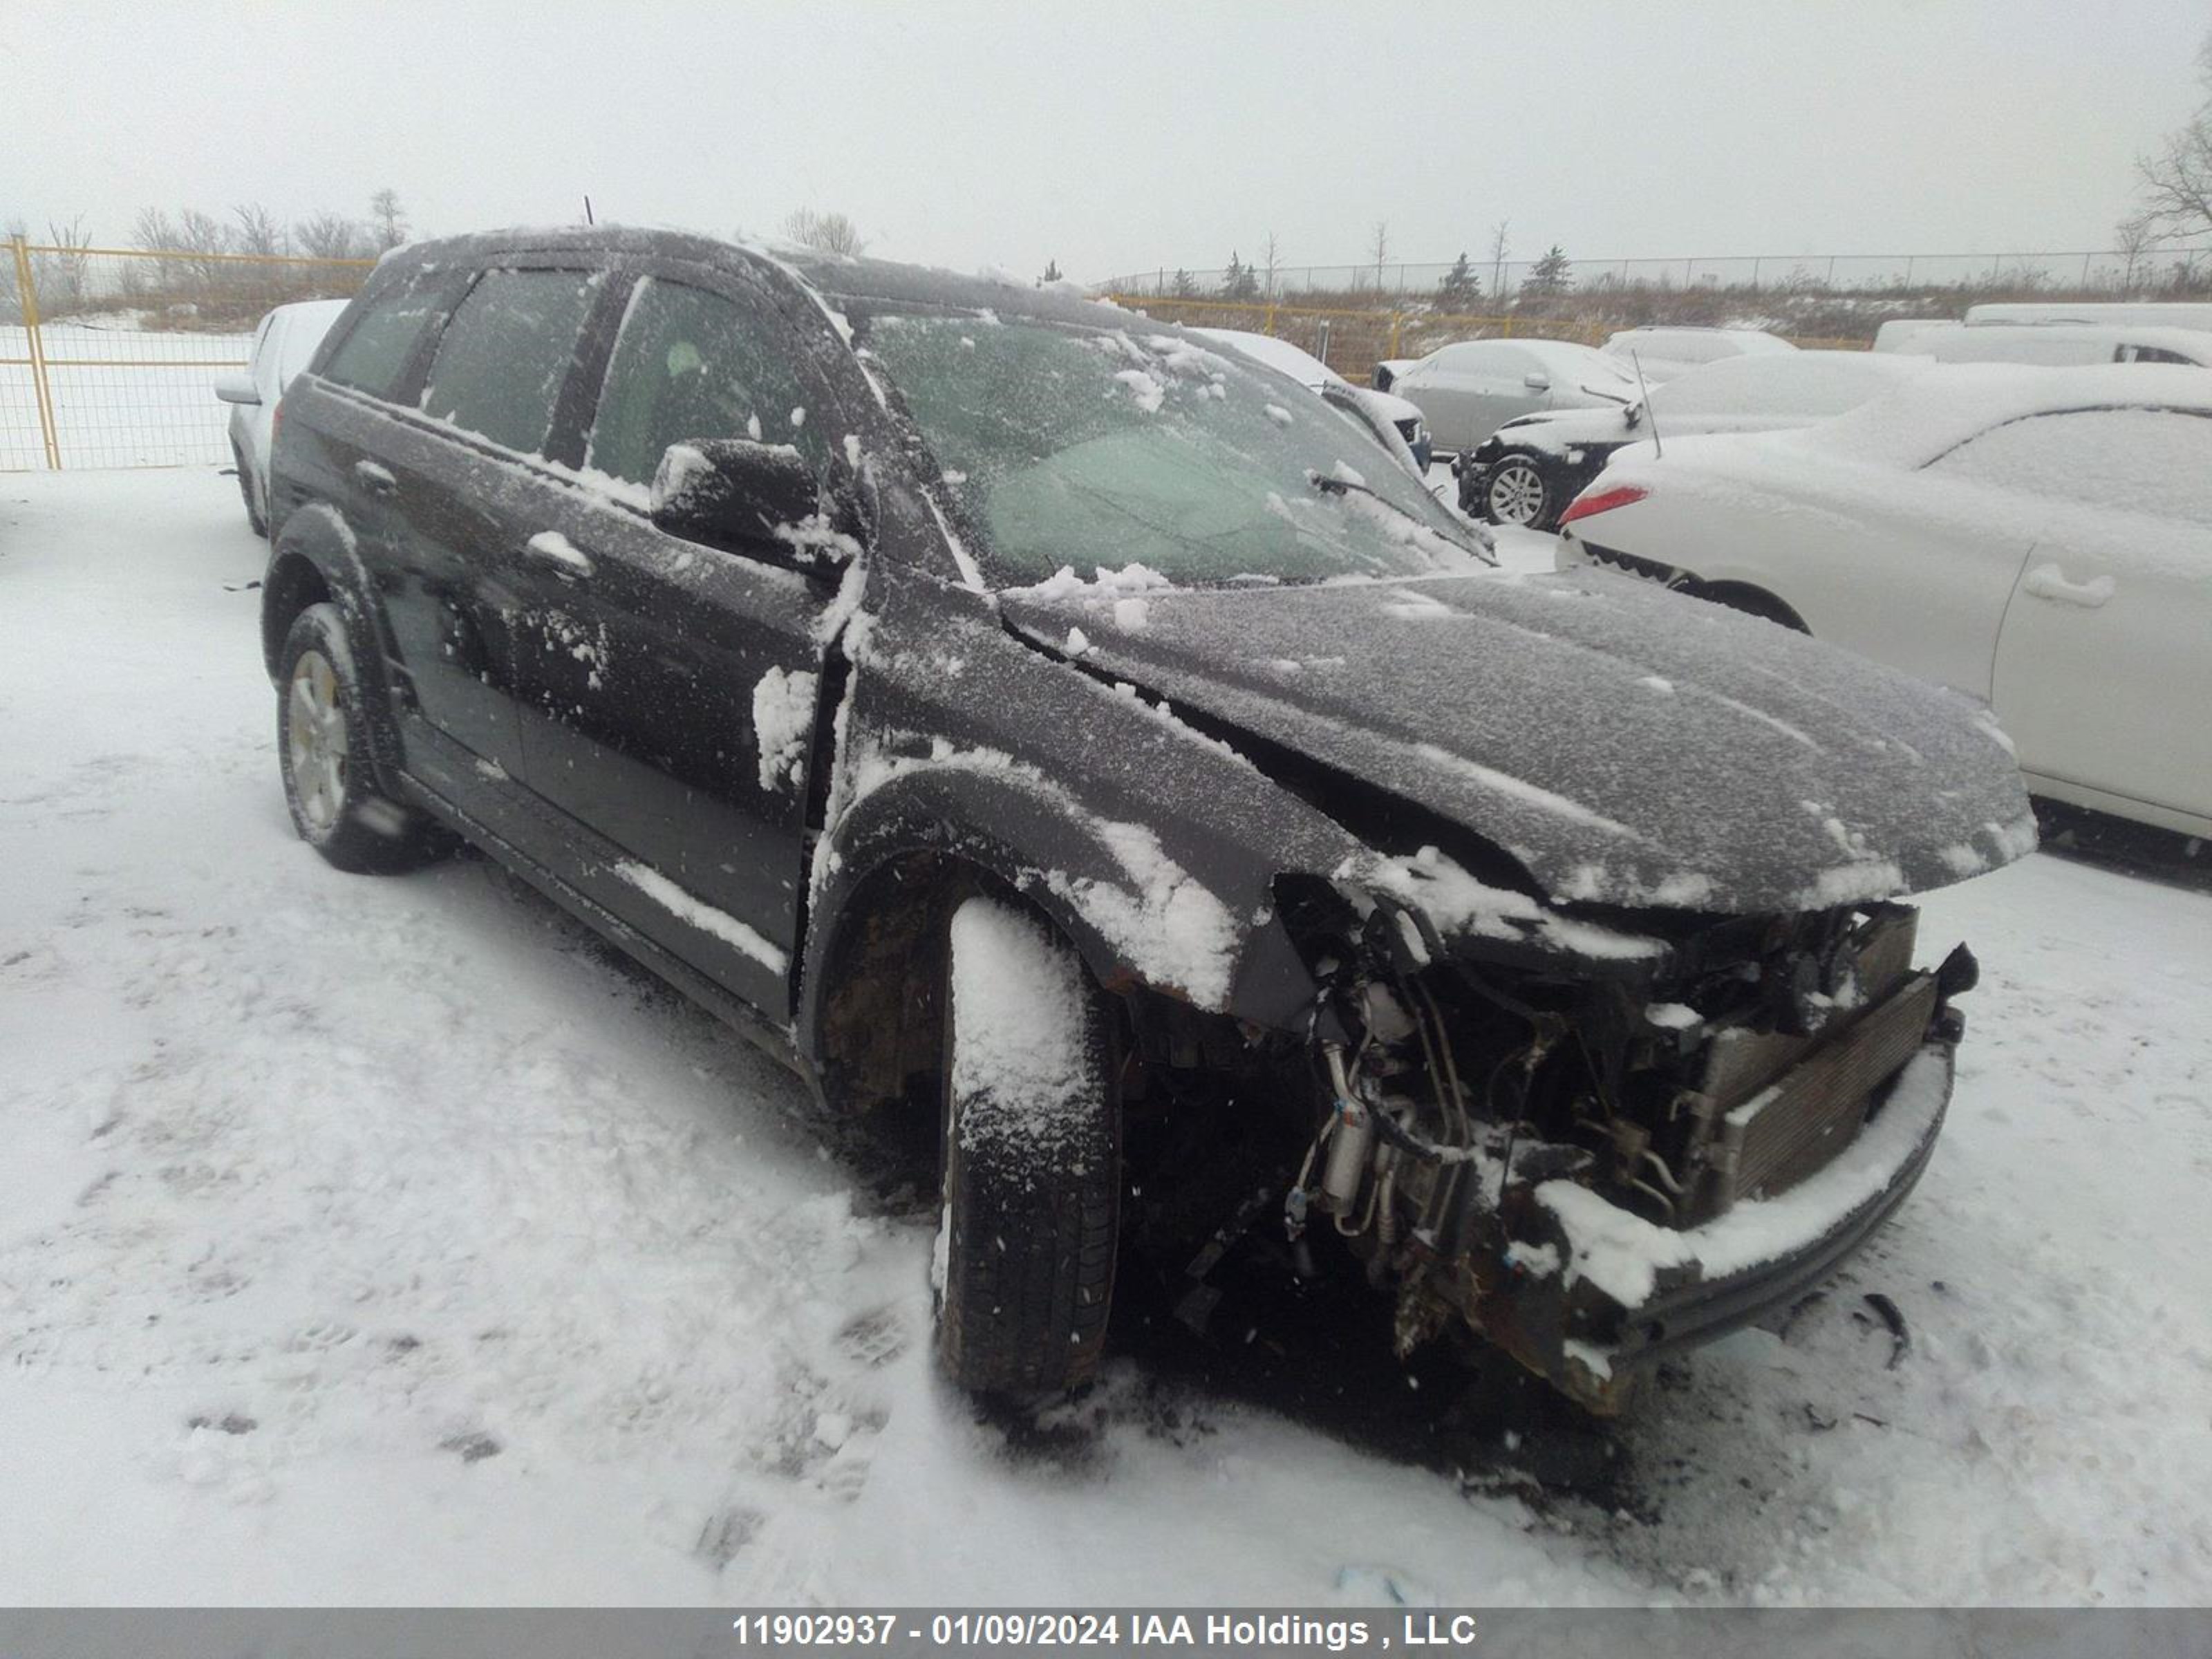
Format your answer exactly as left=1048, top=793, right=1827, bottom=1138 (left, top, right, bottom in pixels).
left=648, top=438, right=851, bottom=568
left=214, top=372, right=261, bottom=406
left=1522, top=370, right=1552, bottom=392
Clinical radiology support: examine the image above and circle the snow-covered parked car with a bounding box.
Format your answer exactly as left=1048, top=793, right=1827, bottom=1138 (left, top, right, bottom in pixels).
left=1600, top=325, right=1797, bottom=383
left=1459, top=350, right=1932, bottom=529
left=212, top=297, right=351, bottom=535
left=1194, top=327, right=1434, bottom=471
left=1555, top=363, right=2212, bottom=843
left=259, top=227, right=2030, bottom=1416
left=1871, top=321, right=2212, bottom=369
left=1375, top=338, right=1638, bottom=458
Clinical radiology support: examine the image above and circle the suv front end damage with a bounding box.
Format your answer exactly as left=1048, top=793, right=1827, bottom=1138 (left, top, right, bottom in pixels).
left=1280, top=862, right=1977, bottom=1414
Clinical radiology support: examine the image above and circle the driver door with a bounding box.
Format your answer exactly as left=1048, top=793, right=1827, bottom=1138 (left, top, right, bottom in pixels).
left=504, top=264, right=854, bottom=1018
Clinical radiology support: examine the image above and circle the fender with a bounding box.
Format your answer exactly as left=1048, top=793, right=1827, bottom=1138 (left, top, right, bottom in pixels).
left=794, top=760, right=1327, bottom=1085
left=262, top=500, right=407, bottom=794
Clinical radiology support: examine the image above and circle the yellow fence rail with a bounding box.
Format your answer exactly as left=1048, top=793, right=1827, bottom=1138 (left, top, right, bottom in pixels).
left=2, top=238, right=376, bottom=472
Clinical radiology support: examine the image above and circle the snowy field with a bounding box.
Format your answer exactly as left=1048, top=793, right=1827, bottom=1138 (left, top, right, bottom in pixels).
left=1, top=323, right=250, bottom=473
left=2, top=467, right=2209, bottom=1606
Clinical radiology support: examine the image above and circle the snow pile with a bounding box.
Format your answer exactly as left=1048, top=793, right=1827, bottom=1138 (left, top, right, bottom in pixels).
left=751, top=666, right=818, bottom=791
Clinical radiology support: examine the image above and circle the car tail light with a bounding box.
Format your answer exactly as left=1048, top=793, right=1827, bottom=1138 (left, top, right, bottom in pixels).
left=1559, top=483, right=1648, bottom=527
left=270, top=394, right=284, bottom=449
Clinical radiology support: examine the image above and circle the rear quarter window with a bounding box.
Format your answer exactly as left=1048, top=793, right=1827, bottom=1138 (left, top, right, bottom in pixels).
left=320, top=285, right=455, bottom=401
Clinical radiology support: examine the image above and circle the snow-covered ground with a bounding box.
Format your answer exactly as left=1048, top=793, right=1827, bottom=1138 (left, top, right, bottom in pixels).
left=2, top=467, right=2208, bottom=1605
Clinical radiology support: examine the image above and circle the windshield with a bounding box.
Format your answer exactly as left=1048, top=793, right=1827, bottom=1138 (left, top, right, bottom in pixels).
left=863, top=314, right=1488, bottom=587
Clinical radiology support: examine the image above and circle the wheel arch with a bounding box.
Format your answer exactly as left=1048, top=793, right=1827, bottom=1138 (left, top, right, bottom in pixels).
left=795, top=765, right=1291, bottom=1115
left=1686, top=578, right=1811, bottom=633
left=263, top=503, right=406, bottom=789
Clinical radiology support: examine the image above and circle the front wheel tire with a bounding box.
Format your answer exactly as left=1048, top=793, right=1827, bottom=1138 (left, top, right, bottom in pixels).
left=935, top=893, right=1121, bottom=1396
left=1481, top=453, right=1553, bottom=529
left=277, top=603, right=451, bottom=873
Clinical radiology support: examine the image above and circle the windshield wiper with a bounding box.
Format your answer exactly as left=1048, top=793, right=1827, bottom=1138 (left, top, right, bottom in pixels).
left=1304, top=470, right=1497, bottom=565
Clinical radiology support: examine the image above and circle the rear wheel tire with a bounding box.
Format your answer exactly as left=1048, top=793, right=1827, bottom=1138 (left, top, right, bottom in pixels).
left=934, top=893, right=1121, bottom=1396
left=1481, top=453, right=1553, bottom=529
left=277, top=603, right=451, bottom=873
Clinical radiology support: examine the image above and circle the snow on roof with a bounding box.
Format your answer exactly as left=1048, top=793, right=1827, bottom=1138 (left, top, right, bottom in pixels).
left=1784, top=361, right=2212, bottom=470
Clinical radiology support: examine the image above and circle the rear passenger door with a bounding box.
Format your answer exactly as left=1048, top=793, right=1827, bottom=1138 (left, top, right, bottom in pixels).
left=375, top=264, right=610, bottom=798
left=503, top=262, right=854, bottom=1018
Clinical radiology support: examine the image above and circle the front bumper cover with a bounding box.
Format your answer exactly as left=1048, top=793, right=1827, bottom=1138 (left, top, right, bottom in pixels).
left=1443, top=1035, right=1956, bottom=1415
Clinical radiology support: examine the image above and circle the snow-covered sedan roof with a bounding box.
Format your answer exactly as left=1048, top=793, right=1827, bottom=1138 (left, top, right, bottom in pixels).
left=1192, top=328, right=1342, bottom=388
left=1782, top=362, right=2212, bottom=471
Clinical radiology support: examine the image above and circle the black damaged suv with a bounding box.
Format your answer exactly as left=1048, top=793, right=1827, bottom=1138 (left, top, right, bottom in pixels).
left=263, top=227, right=2032, bottom=1412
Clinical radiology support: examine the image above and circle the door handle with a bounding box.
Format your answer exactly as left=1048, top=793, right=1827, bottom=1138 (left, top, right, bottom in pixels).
left=524, top=530, right=595, bottom=579
left=2021, top=562, right=2113, bottom=610
left=352, top=459, right=397, bottom=497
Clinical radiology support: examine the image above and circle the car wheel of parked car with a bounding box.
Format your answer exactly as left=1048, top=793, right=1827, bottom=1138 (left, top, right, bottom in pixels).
left=277, top=603, right=451, bottom=873
left=234, top=442, right=268, bottom=538
left=1482, top=453, right=1552, bottom=529
left=935, top=892, right=1121, bottom=1396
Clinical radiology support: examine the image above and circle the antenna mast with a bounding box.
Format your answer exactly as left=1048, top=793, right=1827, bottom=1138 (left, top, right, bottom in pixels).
left=1630, top=350, right=1662, bottom=458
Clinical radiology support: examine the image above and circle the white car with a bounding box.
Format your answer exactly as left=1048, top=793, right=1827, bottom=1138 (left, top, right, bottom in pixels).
left=1459, top=349, right=1932, bottom=529
left=1380, top=337, right=1638, bottom=456
left=1193, top=328, right=1434, bottom=471
left=1553, top=363, right=2212, bottom=841
left=1600, top=326, right=1797, bottom=383
left=214, top=298, right=350, bottom=534
left=1871, top=321, right=2212, bottom=368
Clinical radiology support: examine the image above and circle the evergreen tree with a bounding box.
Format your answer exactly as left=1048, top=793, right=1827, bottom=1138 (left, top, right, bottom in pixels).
left=1221, top=252, right=1260, bottom=301
left=1436, top=252, right=1482, bottom=309
left=1040, top=259, right=1062, bottom=283
left=1521, top=245, right=1573, bottom=298
left=1170, top=268, right=1197, bottom=298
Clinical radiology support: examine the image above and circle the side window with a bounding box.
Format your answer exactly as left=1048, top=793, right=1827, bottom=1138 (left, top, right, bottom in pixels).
left=321, top=284, right=453, bottom=400
left=585, top=276, right=826, bottom=487
left=2120, top=344, right=2198, bottom=366
left=420, top=269, right=604, bottom=455
left=1933, top=409, right=2212, bottom=521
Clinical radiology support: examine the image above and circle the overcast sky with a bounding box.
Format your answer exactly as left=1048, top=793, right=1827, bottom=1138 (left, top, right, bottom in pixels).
left=8, top=0, right=2206, bottom=281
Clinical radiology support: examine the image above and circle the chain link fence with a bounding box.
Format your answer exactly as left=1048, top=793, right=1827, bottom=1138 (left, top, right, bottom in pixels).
left=1105, top=247, right=2211, bottom=303
left=2, top=239, right=374, bottom=471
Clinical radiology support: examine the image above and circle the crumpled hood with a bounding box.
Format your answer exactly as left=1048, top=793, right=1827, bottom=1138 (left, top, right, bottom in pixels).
left=1003, top=568, right=2036, bottom=915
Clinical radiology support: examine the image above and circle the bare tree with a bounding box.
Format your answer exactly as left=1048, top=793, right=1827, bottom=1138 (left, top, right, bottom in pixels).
left=174, top=207, right=229, bottom=291
left=1488, top=221, right=1510, bottom=299
left=368, top=189, right=409, bottom=251
left=2114, top=216, right=2157, bottom=293
left=2128, top=33, right=2212, bottom=250
left=780, top=208, right=866, bottom=257
left=39, top=213, right=93, bottom=310
left=295, top=212, right=365, bottom=261
left=1368, top=221, right=1390, bottom=295
left=230, top=203, right=286, bottom=257
left=1259, top=230, right=1283, bottom=301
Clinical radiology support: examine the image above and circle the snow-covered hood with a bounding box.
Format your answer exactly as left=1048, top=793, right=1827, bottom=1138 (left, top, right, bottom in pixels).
left=1486, top=406, right=1634, bottom=454
left=1002, top=569, right=2035, bottom=917
left=1360, top=387, right=1427, bottom=429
